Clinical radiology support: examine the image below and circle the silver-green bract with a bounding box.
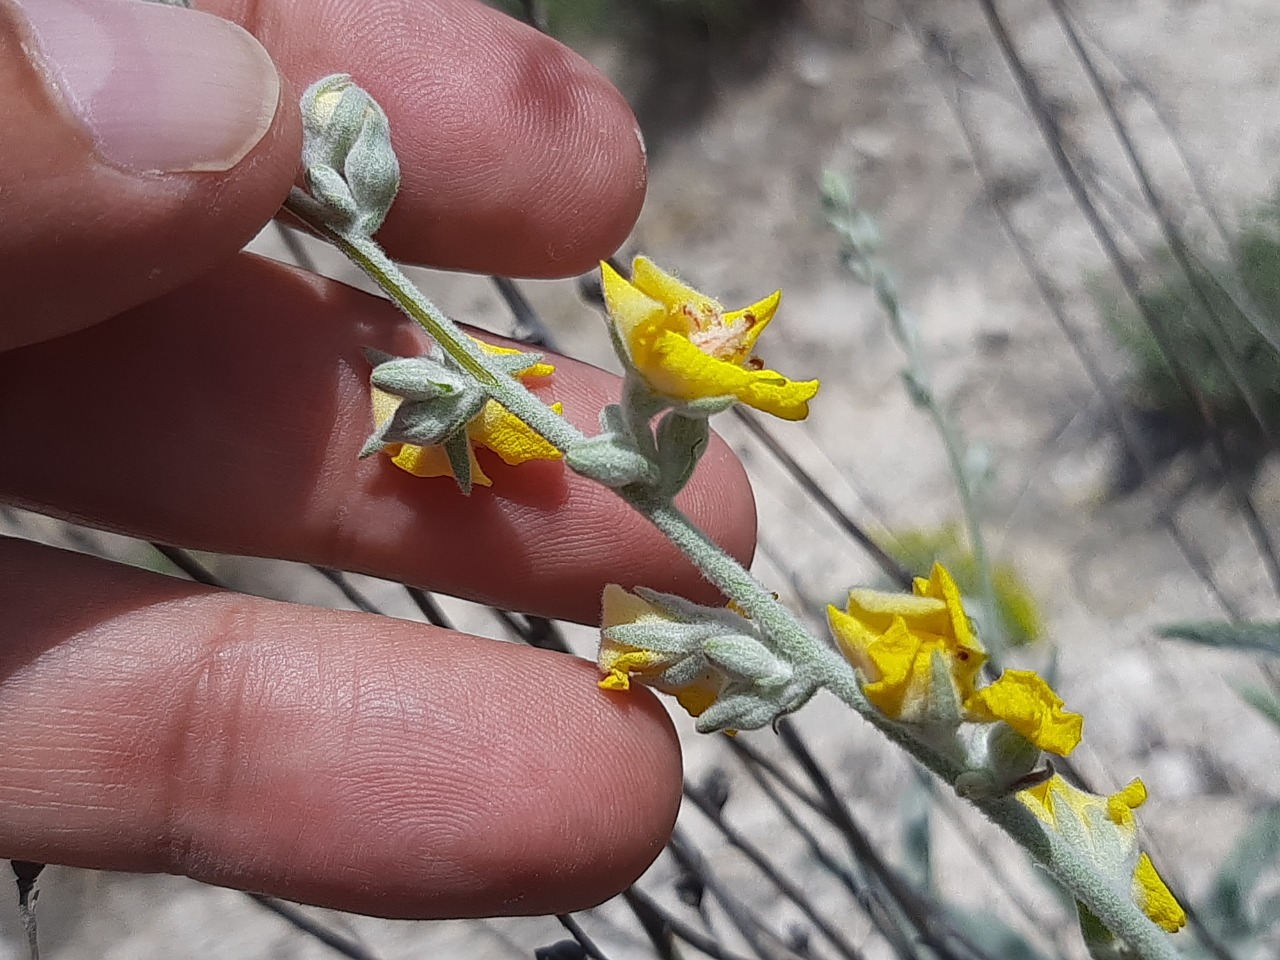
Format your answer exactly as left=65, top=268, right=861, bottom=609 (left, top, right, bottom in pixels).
left=361, top=346, right=546, bottom=495
left=297, top=74, right=400, bottom=237
left=608, top=588, right=814, bottom=734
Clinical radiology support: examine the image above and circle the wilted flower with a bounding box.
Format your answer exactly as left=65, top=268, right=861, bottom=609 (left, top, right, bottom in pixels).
left=967, top=669, right=1082, bottom=758
left=827, top=563, right=986, bottom=725
left=1020, top=775, right=1186, bottom=933
left=597, top=584, right=810, bottom=733
left=600, top=257, right=819, bottom=420
left=369, top=339, right=562, bottom=487
left=597, top=584, right=722, bottom=718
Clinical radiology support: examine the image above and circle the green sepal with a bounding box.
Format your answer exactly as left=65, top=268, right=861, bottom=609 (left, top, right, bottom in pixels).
left=693, top=679, right=816, bottom=734
left=358, top=418, right=395, bottom=459
left=702, top=634, right=791, bottom=685
left=305, top=164, right=360, bottom=226
left=1078, top=902, right=1136, bottom=960
left=983, top=721, right=1044, bottom=789
left=565, top=434, right=660, bottom=488
left=366, top=349, right=491, bottom=450
left=924, top=647, right=965, bottom=726
left=442, top=433, right=474, bottom=496
left=603, top=619, right=724, bottom=655
left=695, top=691, right=782, bottom=734
left=344, top=97, right=400, bottom=235
left=381, top=388, right=487, bottom=447
left=660, top=655, right=716, bottom=688
left=670, top=394, right=738, bottom=418
left=369, top=357, right=456, bottom=401
left=655, top=411, right=710, bottom=497
left=632, top=586, right=752, bottom=632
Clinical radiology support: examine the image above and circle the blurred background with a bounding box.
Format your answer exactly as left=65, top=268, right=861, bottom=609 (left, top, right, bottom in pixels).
left=4, top=0, right=1279, bottom=957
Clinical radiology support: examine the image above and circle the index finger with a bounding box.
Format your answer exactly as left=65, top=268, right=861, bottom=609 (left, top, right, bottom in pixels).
left=206, top=0, right=646, bottom=277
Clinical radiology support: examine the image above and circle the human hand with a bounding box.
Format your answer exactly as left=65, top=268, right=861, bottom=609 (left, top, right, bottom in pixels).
left=0, top=0, right=755, bottom=917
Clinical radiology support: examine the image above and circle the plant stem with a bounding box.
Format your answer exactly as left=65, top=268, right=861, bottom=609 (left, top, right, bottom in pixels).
left=283, top=191, right=586, bottom=455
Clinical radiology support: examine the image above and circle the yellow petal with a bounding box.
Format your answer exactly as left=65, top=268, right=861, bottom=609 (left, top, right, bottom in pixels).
left=966, top=669, right=1084, bottom=756
left=389, top=440, right=491, bottom=486
left=370, top=386, right=400, bottom=428
left=642, top=329, right=819, bottom=419
left=599, top=670, right=631, bottom=691
left=665, top=669, right=721, bottom=717
left=844, top=588, right=951, bottom=637
left=599, top=645, right=666, bottom=678
left=827, top=602, right=882, bottom=674
left=1133, top=853, right=1186, bottom=932
left=1107, top=778, right=1147, bottom=830
left=631, top=256, right=722, bottom=321
left=1019, top=773, right=1098, bottom=830
left=601, top=259, right=665, bottom=344
left=860, top=619, right=932, bottom=717
left=918, top=563, right=982, bottom=653
left=602, top=582, right=666, bottom=627
left=470, top=400, right=564, bottom=466
left=598, top=585, right=680, bottom=682
left=723, top=289, right=782, bottom=361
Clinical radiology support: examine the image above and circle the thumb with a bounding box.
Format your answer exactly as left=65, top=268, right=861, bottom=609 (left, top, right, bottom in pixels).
left=1, top=0, right=300, bottom=350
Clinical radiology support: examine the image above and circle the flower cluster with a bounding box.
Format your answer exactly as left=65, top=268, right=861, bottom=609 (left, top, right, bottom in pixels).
left=827, top=563, right=1083, bottom=757
left=827, top=563, right=1183, bottom=935
left=1020, top=775, right=1186, bottom=933
left=597, top=584, right=815, bottom=733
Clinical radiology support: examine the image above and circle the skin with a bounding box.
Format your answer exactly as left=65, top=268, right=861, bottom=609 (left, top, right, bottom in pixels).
left=0, top=0, right=757, bottom=918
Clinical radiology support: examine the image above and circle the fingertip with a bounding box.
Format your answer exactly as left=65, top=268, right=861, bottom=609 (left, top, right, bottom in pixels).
left=0, top=0, right=303, bottom=347
left=372, top=16, right=647, bottom=277
left=213, top=0, right=646, bottom=276
left=481, top=657, right=684, bottom=913
left=0, top=543, right=685, bottom=919
left=578, top=668, right=685, bottom=899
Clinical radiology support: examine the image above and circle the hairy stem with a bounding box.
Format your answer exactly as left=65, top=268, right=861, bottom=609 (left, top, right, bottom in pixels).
left=283, top=191, right=586, bottom=455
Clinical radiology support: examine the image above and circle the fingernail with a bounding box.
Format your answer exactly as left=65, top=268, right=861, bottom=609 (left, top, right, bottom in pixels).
left=11, top=0, right=280, bottom=173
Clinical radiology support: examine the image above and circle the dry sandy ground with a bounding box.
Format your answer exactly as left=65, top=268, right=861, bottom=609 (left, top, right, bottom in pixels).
left=4, top=0, right=1279, bottom=957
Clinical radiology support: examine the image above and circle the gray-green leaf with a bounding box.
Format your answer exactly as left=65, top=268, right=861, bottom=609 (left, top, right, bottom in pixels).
left=1159, top=621, right=1280, bottom=656
left=1205, top=804, right=1280, bottom=938
left=1236, top=684, right=1280, bottom=733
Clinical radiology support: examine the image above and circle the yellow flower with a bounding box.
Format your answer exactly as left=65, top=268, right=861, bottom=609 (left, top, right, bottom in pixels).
left=827, top=564, right=1082, bottom=754
left=371, top=340, right=562, bottom=486
left=1020, top=775, right=1185, bottom=933
left=597, top=584, right=720, bottom=717
left=827, top=564, right=986, bottom=723
left=600, top=257, right=820, bottom=420
left=967, top=670, right=1083, bottom=757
